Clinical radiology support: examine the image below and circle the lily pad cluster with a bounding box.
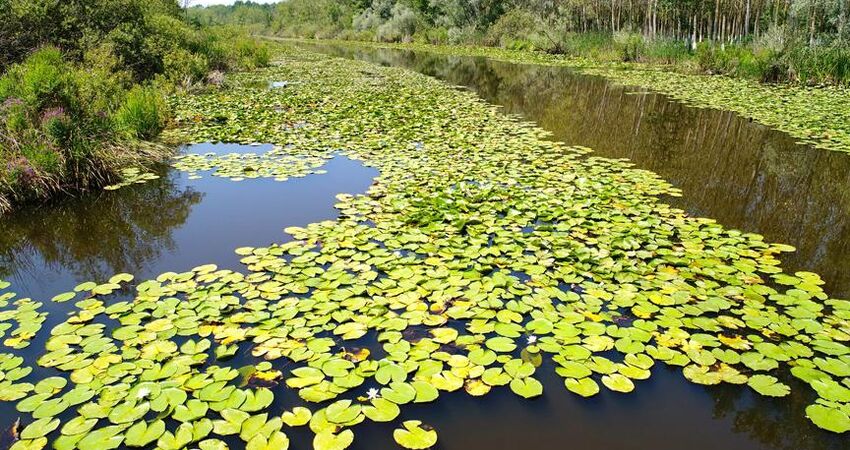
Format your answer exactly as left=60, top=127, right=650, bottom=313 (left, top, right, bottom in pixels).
left=0, top=279, right=45, bottom=350
left=104, top=168, right=160, bottom=191
left=1, top=44, right=849, bottom=450
left=287, top=38, right=850, bottom=154
left=172, top=147, right=329, bottom=182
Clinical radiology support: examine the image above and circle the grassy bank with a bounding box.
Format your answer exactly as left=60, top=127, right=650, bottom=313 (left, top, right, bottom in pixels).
left=0, top=1, right=270, bottom=214
left=276, top=37, right=850, bottom=155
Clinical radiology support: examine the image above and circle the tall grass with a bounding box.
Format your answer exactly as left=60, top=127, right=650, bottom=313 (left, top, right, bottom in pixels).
left=0, top=48, right=172, bottom=211
left=115, top=86, right=168, bottom=140
left=0, top=1, right=272, bottom=212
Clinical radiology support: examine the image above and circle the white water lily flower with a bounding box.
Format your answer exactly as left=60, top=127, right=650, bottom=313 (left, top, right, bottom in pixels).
left=527, top=335, right=538, bottom=345
left=137, top=387, right=151, bottom=399
left=366, top=388, right=380, bottom=400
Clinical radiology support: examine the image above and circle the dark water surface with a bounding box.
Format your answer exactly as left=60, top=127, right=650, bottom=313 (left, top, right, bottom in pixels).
left=301, top=43, right=850, bottom=301
left=0, top=143, right=378, bottom=302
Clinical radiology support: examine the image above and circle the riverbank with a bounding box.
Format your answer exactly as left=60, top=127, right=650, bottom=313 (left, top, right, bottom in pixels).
left=272, top=37, right=850, bottom=155
left=0, top=2, right=271, bottom=215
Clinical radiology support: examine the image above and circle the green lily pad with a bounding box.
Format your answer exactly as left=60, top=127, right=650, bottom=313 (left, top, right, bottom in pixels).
left=393, top=420, right=438, bottom=449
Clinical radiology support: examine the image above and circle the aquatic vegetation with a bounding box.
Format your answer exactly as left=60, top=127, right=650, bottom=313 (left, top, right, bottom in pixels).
left=280, top=38, right=850, bottom=155
left=106, top=146, right=328, bottom=189
left=104, top=169, right=161, bottom=191
left=172, top=148, right=329, bottom=182
left=0, top=279, right=45, bottom=350
left=0, top=44, right=848, bottom=450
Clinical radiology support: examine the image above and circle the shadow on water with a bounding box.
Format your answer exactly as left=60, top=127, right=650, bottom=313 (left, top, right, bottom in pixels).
left=301, top=43, right=850, bottom=300
left=0, top=142, right=378, bottom=302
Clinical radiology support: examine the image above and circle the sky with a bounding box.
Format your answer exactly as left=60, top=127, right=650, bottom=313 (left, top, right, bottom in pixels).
left=190, top=0, right=281, bottom=6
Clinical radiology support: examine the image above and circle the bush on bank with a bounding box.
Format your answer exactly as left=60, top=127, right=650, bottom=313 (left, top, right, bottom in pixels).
left=0, top=0, right=271, bottom=212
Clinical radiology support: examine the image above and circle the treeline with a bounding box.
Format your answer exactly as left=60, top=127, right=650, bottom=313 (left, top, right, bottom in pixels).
left=0, top=0, right=270, bottom=212
left=187, top=1, right=275, bottom=31
left=269, top=0, right=850, bottom=84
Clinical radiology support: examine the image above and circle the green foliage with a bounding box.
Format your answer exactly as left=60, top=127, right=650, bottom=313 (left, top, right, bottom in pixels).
left=0, top=48, right=109, bottom=195
left=187, top=1, right=274, bottom=31
left=696, top=42, right=768, bottom=79
left=114, top=85, right=167, bottom=140
left=274, top=0, right=359, bottom=39
left=0, top=47, right=173, bottom=209
left=0, top=0, right=272, bottom=210
left=375, top=3, right=419, bottom=42
left=262, top=0, right=850, bottom=85
left=783, top=43, right=850, bottom=84
left=614, top=31, right=646, bottom=62
left=484, top=9, right=540, bottom=50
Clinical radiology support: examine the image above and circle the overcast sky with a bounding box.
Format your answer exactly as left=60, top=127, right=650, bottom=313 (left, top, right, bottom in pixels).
left=190, top=0, right=281, bottom=6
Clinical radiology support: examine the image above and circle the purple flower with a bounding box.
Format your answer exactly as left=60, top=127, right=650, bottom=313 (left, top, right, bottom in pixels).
left=6, top=157, right=36, bottom=182
left=1, top=98, right=23, bottom=109
left=41, top=107, right=67, bottom=124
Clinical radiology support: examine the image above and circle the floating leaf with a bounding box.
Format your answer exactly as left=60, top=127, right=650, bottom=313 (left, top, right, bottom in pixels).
left=393, top=420, right=437, bottom=449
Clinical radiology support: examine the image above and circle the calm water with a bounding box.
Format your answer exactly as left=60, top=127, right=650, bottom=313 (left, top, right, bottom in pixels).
left=0, top=56, right=847, bottom=449
left=301, top=43, right=850, bottom=301
left=297, top=43, right=848, bottom=450
left=0, top=143, right=378, bottom=302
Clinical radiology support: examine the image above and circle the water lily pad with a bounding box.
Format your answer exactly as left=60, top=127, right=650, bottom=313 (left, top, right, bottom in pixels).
left=125, top=420, right=166, bottom=447
left=393, top=420, right=437, bottom=449
left=601, top=374, right=635, bottom=393
left=747, top=375, right=790, bottom=397
left=806, top=404, right=850, bottom=433
left=281, top=407, right=312, bottom=427
left=313, top=429, right=354, bottom=450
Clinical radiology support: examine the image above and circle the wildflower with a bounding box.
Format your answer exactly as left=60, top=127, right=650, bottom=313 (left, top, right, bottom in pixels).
left=136, top=387, right=151, bottom=399
left=366, top=388, right=380, bottom=400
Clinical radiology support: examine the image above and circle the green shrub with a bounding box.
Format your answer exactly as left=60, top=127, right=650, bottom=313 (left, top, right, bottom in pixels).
left=695, top=42, right=777, bottom=80
left=643, top=39, right=689, bottom=64
left=447, top=26, right=483, bottom=45
left=0, top=47, right=170, bottom=203
left=551, top=32, right=620, bottom=60
left=163, top=48, right=210, bottom=85
left=614, top=31, right=645, bottom=62
left=376, top=4, right=418, bottom=43
left=484, top=9, right=540, bottom=49
left=0, top=48, right=67, bottom=112
left=114, top=85, right=167, bottom=140
left=784, top=44, right=850, bottom=85
left=233, top=37, right=271, bottom=69
left=200, top=27, right=271, bottom=72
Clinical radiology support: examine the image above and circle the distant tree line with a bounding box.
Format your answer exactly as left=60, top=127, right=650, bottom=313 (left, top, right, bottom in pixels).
left=187, top=1, right=275, bottom=29
left=269, top=0, right=848, bottom=45
left=263, top=0, right=849, bottom=84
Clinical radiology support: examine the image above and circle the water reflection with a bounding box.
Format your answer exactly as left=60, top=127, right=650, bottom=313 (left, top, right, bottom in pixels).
left=305, top=44, right=850, bottom=299
left=0, top=171, right=202, bottom=297
left=0, top=143, right=378, bottom=301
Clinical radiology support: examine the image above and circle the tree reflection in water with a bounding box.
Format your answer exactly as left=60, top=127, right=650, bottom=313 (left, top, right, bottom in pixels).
left=0, top=169, right=203, bottom=295
left=309, top=44, right=850, bottom=299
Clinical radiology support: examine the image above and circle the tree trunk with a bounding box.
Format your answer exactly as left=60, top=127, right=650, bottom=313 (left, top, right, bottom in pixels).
left=714, top=0, right=721, bottom=40
left=809, top=3, right=817, bottom=46
left=744, top=0, right=751, bottom=36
